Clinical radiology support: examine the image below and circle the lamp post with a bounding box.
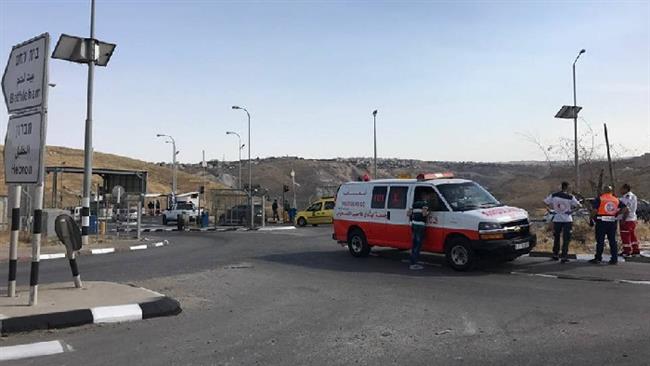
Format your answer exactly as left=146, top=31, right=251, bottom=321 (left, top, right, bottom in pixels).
left=372, top=110, right=378, bottom=179
left=290, top=169, right=297, bottom=210
left=226, top=131, right=244, bottom=190
left=232, top=106, right=253, bottom=228
left=156, top=134, right=177, bottom=198
left=572, top=49, right=586, bottom=191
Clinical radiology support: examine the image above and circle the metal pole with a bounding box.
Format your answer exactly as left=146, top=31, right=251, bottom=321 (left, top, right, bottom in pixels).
left=172, top=138, right=177, bottom=197
left=373, top=111, right=377, bottom=179
left=262, top=195, right=266, bottom=227
left=572, top=62, right=579, bottom=192
left=292, top=172, right=297, bottom=209
left=238, top=137, right=242, bottom=190
left=7, top=185, right=21, bottom=297
left=604, top=123, right=615, bottom=189
left=81, top=0, right=96, bottom=247
left=29, top=33, right=51, bottom=305
left=247, top=110, right=253, bottom=229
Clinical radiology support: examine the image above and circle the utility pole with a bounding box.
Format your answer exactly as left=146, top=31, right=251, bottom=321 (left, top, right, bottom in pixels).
left=372, top=110, right=378, bottom=179
left=80, top=0, right=96, bottom=246
left=226, top=131, right=243, bottom=190
left=604, top=123, right=615, bottom=189
left=156, top=134, right=177, bottom=198
left=572, top=49, right=586, bottom=192
left=232, top=106, right=253, bottom=228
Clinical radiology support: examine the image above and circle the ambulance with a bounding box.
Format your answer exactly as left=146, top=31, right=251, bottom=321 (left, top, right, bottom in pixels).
left=332, top=173, right=536, bottom=271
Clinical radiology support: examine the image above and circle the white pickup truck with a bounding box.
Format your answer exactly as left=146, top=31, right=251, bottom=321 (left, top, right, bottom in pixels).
left=162, top=202, right=199, bottom=225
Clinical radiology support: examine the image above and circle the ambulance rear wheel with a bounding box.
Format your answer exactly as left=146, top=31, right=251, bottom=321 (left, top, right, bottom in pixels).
left=348, top=229, right=370, bottom=258
left=445, top=237, right=475, bottom=271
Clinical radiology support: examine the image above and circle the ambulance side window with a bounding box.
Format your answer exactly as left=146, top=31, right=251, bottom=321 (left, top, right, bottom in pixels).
left=414, top=186, right=448, bottom=211
left=371, top=186, right=388, bottom=209
left=387, top=186, right=408, bottom=209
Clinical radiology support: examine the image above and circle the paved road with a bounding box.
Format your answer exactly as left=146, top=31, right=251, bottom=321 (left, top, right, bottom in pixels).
left=3, top=227, right=650, bottom=365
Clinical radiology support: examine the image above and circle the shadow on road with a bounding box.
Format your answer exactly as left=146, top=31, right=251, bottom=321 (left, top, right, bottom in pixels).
left=257, top=247, right=506, bottom=278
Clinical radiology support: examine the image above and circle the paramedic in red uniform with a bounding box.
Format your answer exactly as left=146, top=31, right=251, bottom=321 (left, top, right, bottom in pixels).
left=619, top=184, right=639, bottom=257
left=589, top=186, right=628, bottom=265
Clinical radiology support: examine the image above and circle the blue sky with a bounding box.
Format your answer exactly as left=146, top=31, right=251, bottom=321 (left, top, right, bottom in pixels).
left=1, top=0, right=648, bottom=164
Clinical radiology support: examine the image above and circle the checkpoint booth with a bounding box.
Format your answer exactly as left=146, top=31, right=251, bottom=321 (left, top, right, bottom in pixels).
left=45, top=166, right=147, bottom=237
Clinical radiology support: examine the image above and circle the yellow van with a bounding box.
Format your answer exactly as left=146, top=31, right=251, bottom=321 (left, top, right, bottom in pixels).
left=295, top=197, right=336, bottom=227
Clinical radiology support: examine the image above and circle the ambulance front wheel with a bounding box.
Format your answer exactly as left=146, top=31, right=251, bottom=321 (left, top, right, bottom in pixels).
left=297, top=217, right=307, bottom=227
left=445, top=237, right=475, bottom=271
left=348, top=228, right=370, bottom=258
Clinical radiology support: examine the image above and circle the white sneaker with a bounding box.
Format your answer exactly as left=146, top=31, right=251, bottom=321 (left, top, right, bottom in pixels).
left=409, top=264, right=424, bottom=270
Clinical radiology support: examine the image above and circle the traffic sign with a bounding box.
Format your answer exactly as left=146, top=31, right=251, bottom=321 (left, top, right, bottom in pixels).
left=3, top=112, right=45, bottom=184
left=2, top=33, right=49, bottom=113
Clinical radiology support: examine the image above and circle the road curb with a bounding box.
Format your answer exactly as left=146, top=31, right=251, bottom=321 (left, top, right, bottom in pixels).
left=0, top=296, right=181, bottom=335
left=2, top=240, right=170, bottom=263
left=112, top=227, right=240, bottom=233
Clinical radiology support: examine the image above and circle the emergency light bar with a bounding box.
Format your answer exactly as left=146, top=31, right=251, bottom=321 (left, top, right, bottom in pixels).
left=416, top=172, right=455, bottom=181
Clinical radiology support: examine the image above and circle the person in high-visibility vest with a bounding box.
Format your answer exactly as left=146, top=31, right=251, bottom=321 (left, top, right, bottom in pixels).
left=589, top=186, right=628, bottom=265
left=618, top=184, right=639, bottom=257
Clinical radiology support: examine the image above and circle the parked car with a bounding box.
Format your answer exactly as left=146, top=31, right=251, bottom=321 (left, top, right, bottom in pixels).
left=162, top=202, right=199, bottom=225
left=218, top=204, right=263, bottom=226
left=638, top=199, right=650, bottom=223
left=295, top=197, right=336, bottom=227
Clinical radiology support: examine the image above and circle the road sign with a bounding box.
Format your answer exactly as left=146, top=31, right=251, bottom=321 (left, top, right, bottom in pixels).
left=2, top=33, right=49, bottom=113
left=3, top=112, right=45, bottom=184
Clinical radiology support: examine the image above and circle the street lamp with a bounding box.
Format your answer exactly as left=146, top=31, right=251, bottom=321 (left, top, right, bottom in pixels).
left=290, top=169, right=297, bottom=210
left=572, top=49, right=586, bottom=191
left=232, top=105, right=253, bottom=228
left=156, top=134, right=177, bottom=198
left=372, top=110, right=378, bottom=179
left=226, top=131, right=244, bottom=190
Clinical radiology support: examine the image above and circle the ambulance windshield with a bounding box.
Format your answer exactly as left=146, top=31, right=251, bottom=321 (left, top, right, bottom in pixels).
left=436, top=182, right=502, bottom=212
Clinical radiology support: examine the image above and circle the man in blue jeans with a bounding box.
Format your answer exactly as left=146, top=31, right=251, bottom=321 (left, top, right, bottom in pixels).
left=543, top=182, right=581, bottom=263
left=407, top=191, right=434, bottom=270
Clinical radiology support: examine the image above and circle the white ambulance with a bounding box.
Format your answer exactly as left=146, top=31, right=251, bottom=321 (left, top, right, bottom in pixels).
left=332, top=173, right=536, bottom=271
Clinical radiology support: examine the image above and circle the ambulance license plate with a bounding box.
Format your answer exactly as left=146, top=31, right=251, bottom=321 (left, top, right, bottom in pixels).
left=515, top=242, right=529, bottom=250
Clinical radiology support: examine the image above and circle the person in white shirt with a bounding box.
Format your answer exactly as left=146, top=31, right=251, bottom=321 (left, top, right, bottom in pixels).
left=543, top=182, right=582, bottom=263
left=619, top=184, right=639, bottom=256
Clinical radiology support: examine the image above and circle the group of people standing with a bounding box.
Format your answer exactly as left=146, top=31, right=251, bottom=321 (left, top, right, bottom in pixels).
left=544, top=182, right=639, bottom=265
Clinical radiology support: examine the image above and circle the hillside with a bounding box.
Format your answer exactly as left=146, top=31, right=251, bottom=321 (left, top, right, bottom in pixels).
left=0, top=145, right=226, bottom=208
left=183, top=154, right=649, bottom=212
left=1, top=144, right=646, bottom=213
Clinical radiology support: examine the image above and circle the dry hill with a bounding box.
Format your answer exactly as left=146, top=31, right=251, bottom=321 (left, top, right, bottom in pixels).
left=0, top=145, right=225, bottom=208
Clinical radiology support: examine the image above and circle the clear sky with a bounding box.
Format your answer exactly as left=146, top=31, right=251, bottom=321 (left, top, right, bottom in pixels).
left=1, top=0, right=649, bottom=164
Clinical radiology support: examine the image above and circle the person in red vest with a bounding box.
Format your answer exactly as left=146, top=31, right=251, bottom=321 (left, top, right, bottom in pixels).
left=589, top=186, right=628, bottom=265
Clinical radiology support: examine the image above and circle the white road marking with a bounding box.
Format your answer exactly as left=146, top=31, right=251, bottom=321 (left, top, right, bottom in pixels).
left=129, top=244, right=148, bottom=251
left=257, top=226, right=297, bottom=231
left=618, top=280, right=650, bottom=286
left=91, top=248, right=115, bottom=255
left=0, top=340, right=71, bottom=362
left=91, top=304, right=143, bottom=323
left=40, top=253, right=66, bottom=260
left=154, top=242, right=164, bottom=247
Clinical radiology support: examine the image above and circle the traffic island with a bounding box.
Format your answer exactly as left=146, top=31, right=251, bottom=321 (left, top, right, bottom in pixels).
left=0, top=281, right=181, bottom=335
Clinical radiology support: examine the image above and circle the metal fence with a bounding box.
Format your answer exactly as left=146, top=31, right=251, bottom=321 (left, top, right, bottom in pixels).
left=210, top=189, right=254, bottom=226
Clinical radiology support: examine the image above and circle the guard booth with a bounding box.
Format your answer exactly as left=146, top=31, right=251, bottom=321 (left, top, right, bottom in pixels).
left=45, top=166, right=147, bottom=238
left=211, top=189, right=266, bottom=226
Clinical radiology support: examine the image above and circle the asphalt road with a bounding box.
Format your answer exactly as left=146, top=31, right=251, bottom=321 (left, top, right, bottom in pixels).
left=3, top=227, right=650, bottom=365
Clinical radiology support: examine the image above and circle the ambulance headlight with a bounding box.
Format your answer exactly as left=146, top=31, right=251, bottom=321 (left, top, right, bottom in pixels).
left=478, top=222, right=501, bottom=231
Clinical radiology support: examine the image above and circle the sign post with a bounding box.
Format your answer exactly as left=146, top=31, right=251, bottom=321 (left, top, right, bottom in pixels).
left=2, top=33, right=50, bottom=305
